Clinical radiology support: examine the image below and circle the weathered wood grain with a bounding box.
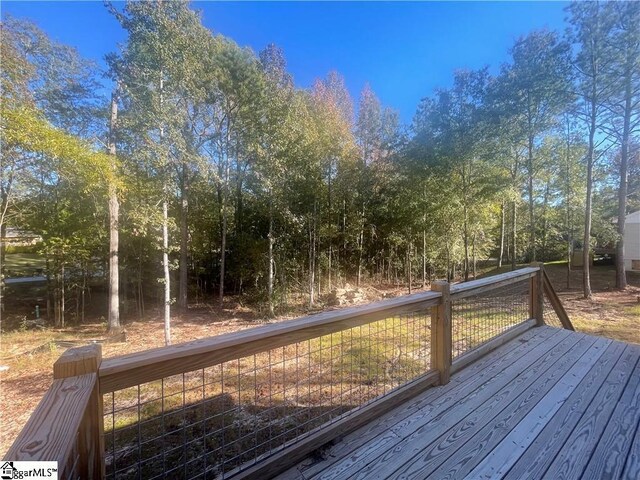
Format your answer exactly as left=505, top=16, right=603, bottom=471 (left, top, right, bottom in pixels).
left=529, top=262, right=544, bottom=326
left=462, top=336, right=611, bottom=480
left=279, top=330, right=639, bottom=480
left=5, top=374, right=96, bottom=470
left=431, top=281, right=451, bottom=384
left=53, top=343, right=102, bottom=379
left=542, top=343, right=640, bottom=480
left=285, top=326, right=559, bottom=480
left=407, top=335, right=599, bottom=480
left=313, top=329, right=576, bottom=480
left=341, top=332, right=585, bottom=480
left=52, top=344, right=104, bottom=479
left=582, top=354, right=640, bottom=479
left=503, top=339, right=626, bottom=480
left=622, top=416, right=640, bottom=480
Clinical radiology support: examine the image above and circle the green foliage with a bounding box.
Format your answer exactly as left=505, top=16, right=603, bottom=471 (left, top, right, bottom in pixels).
left=2, top=0, right=638, bottom=326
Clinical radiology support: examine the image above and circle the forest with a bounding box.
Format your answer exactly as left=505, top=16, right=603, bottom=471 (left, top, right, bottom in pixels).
left=1, top=1, right=639, bottom=345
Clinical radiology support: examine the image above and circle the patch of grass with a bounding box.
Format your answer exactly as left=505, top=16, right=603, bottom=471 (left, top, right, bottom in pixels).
left=570, top=316, right=640, bottom=345
left=626, top=304, right=640, bottom=317
left=3, top=253, right=45, bottom=277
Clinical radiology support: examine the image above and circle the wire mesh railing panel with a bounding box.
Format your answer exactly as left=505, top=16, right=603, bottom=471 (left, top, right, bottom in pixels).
left=543, top=295, right=564, bottom=328
left=103, top=310, right=432, bottom=479
left=451, top=279, right=530, bottom=359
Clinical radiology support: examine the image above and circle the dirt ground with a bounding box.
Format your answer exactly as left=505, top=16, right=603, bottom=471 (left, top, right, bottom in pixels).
left=1, top=263, right=638, bottom=458
left=543, top=264, right=640, bottom=344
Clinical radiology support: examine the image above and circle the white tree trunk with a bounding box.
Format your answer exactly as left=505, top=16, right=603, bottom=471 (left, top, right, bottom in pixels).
left=108, top=87, right=120, bottom=332
left=163, top=197, right=171, bottom=345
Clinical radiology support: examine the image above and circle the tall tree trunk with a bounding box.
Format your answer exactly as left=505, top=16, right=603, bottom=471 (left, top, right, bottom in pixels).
left=308, top=201, right=317, bottom=308
left=268, top=195, right=275, bottom=317
left=565, top=117, right=573, bottom=290
left=179, top=164, right=189, bottom=310
left=407, top=239, right=412, bottom=294
left=616, top=68, right=632, bottom=290
left=0, top=219, right=5, bottom=318
left=472, top=234, right=477, bottom=280
left=498, top=201, right=505, bottom=269
left=422, top=228, right=427, bottom=289
left=107, top=87, right=120, bottom=333
left=163, top=196, right=171, bottom=345
left=219, top=129, right=230, bottom=306
left=463, top=203, right=470, bottom=281
left=60, top=262, right=65, bottom=328
left=327, top=162, right=333, bottom=292
left=583, top=107, right=596, bottom=299
left=357, top=201, right=365, bottom=287
left=541, top=182, right=550, bottom=261
left=159, top=72, right=171, bottom=344
left=81, top=267, right=86, bottom=323
left=527, top=132, right=536, bottom=261
left=511, top=201, right=517, bottom=271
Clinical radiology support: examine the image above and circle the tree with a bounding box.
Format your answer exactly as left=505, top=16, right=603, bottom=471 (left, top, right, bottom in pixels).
left=354, top=84, right=382, bottom=285
left=107, top=85, right=121, bottom=333
left=108, top=0, right=212, bottom=343
left=602, top=1, right=640, bottom=290
left=1, top=16, right=106, bottom=326
left=256, top=44, right=294, bottom=316
left=502, top=30, right=571, bottom=262
left=567, top=1, right=615, bottom=298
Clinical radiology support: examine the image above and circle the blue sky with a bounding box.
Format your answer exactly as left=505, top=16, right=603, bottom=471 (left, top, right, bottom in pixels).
left=2, top=1, right=569, bottom=123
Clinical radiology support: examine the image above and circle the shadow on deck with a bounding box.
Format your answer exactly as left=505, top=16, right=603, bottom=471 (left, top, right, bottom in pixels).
left=278, top=326, right=640, bottom=480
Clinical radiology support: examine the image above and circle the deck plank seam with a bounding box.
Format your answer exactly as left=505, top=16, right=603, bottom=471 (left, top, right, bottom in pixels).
left=580, top=348, right=640, bottom=480
left=296, top=327, right=561, bottom=479
left=323, top=331, right=582, bottom=480
left=502, top=339, right=625, bottom=480
left=460, top=336, right=611, bottom=480
left=390, top=334, right=600, bottom=480
left=586, top=352, right=640, bottom=479
left=539, top=343, right=640, bottom=480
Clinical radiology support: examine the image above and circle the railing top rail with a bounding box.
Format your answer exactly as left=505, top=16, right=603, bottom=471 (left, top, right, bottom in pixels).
left=6, top=373, right=96, bottom=465
left=450, top=266, right=538, bottom=299
left=99, top=267, right=540, bottom=393
left=99, top=290, right=441, bottom=393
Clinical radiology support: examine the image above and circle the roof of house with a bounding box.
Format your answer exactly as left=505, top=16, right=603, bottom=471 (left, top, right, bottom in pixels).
left=626, top=210, right=640, bottom=224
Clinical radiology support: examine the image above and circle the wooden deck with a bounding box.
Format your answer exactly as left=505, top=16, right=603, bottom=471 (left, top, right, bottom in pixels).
left=278, top=326, right=640, bottom=480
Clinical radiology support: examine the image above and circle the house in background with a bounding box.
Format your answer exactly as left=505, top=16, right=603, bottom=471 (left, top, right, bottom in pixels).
left=624, top=210, right=640, bottom=272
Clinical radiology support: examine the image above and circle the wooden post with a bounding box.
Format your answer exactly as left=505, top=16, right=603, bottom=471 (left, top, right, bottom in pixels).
left=431, top=280, right=451, bottom=385
left=53, top=344, right=104, bottom=480
left=529, top=262, right=544, bottom=326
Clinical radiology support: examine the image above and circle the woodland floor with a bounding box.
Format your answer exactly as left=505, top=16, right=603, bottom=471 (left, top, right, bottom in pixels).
left=1, top=263, right=638, bottom=459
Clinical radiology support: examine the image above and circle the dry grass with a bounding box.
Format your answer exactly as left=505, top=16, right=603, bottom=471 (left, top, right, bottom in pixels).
left=543, top=264, right=640, bottom=345
left=1, top=264, right=638, bottom=460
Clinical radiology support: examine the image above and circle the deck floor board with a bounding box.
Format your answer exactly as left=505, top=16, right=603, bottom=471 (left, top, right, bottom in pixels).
left=278, top=326, right=561, bottom=480
left=311, top=329, right=573, bottom=480
left=278, top=326, right=640, bottom=480
left=583, top=353, right=640, bottom=479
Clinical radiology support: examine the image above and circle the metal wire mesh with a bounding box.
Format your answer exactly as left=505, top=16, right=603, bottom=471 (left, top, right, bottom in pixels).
left=451, top=279, right=530, bottom=359
left=543, top=295, right=564, bottom=328
left=103, top=310, right=432, bottom=479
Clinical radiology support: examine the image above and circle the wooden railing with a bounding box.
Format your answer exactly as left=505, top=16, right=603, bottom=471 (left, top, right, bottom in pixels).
left=4, top=264, right=573, bottom=479
left=6, top=344, right=104, bottom=479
